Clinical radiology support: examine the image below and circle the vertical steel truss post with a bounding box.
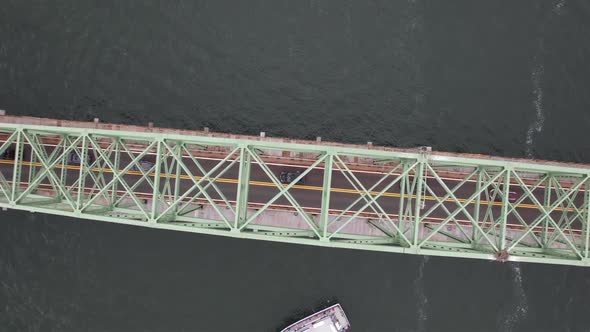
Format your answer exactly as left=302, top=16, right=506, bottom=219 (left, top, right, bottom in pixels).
left=28, top=146, right=37, bottom=189
left=0, top=131, right=17, bottom=200
left=397, top=160, right=407, bottom=239
left=58, top=135, right=70, bottom=202
left=499, top=167, right=511, bottom=252
left=543, top=174, right=552, bottom=247
left=150, top=139, right=163, bottom=223
left=412, top=159, right=425, bottom=249
left=10, top=129, right=23, bottom=203
left=585, top=178, right=590, bottom=260
left=110, top=138, right=121, bottom=208
left=401, top=164, right=419, bottom=238
left=319, top=153, right=333, bottom=240
left=172, top=142, right=183, bottom=218
left=76, top=134, right=88, bottom=211
left=234, top=145, right=252, bottom=230
left=158, top=146, right=173, bottom=207
left=472, top=167, right=483, bottom=245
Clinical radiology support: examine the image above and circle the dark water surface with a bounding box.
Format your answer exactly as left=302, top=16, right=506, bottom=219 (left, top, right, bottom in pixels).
left=1, top=1, right=590, bottom=331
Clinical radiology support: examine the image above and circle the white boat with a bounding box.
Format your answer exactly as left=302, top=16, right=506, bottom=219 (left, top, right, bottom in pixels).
left=281, top=303, right=350, bottom=332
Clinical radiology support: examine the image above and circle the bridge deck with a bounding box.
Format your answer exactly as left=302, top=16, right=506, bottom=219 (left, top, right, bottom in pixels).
left=0, top=115, right=589, bottom=267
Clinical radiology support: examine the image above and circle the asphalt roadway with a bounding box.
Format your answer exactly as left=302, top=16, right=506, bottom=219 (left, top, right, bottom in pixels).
left=0, top=141, right=585, bottom=235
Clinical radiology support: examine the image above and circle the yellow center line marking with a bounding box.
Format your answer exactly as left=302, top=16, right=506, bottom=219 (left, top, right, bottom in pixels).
left=0, top=159, right=575, bottom=212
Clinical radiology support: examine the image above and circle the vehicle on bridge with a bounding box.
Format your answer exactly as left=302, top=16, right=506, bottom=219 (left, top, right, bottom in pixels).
left=0, top=148, right=14, bottom=160
left=280, top=170, right=305, bottom=185
left=131, top=160, right=155, bottom=172
left=67, top=152, right=94, bottom=165
left=490, top=185, right=518, bottom=203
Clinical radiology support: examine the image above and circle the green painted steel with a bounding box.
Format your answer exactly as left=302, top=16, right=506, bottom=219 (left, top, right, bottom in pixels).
left=319, top=153, right=333, bottom=239
left=0, top=122, right=589, bottom=267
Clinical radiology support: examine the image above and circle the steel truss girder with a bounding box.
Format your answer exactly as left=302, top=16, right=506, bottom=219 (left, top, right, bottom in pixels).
left=418, top=165, right=506, bottom=251
left=242, top=147, right=324, bottom=236
left=329, top=155, right=416, bottom=245
left=1, top=123, right=590, bottom=267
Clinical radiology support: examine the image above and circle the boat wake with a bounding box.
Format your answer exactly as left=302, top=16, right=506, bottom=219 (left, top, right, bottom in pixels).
left=500, top=263, right=529, bottom=331
left=525, top=0, right=568, bottom=158
left=414, top=256, right=429, bottom=332
left=525, top=57, right=545, bottom=159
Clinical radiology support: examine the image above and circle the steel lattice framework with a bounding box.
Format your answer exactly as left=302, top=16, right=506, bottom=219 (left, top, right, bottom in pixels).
left=0, top=121, right=589, bottom=267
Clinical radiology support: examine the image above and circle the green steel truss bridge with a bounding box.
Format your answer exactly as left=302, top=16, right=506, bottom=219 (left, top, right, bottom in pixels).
left=0, top=115, right=589, bottom=267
